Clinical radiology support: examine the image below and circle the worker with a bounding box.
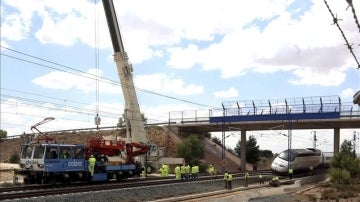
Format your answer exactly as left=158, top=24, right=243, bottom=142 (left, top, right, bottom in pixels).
left=180, top=165, right=185, bottom=180
left=88, top=155, right=96, bottom=177
left=174, top=165, right=181, bottom=179
left=191, top=165, right=196, bottom=179
left=61, top=151, right=68, bottom=159
left=259, top=174, right=264, bottom=185
left=223, top=170, right=229, bottom=188
left=194, top=165, right=199, bottom=179
left=141, top=166, right=146, bottom=178
left=309, top=166, right=314, bottom=176
left=50, top=150, right=57, bottom=159
left=227, top=172, right=233, bottom=190
left=288, top=167, right=294, bottom=180
left=270, top=175, right=280, bottom=187
left=190, top=165, right=194, bottom=179
left=244, top=171, right=249, bottom=187
left=164, top=164, right=169, bottom=177
left=184, top=164, right=190, bottom=181
left=161, top=164, right=168, bottom=177
left=208, top=164, right=215, bottom=178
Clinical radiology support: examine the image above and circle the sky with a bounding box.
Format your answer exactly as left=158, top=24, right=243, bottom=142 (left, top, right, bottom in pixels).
left=1, top=0, right=360, bottom=154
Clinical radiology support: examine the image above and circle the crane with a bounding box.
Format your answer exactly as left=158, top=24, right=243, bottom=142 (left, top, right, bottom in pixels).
left=101, top=0, right=158, bottom=157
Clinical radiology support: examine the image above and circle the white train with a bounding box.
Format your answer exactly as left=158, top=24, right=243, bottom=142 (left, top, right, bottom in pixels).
left=271, top=148, right=323, bottom=173
left=319, top=152, right=333, bottom=168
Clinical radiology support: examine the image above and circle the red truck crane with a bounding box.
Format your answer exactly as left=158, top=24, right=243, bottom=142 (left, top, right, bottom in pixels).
left=87, top=0, right=158, bottom=165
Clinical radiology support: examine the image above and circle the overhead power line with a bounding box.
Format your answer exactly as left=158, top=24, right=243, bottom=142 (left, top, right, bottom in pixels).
left=323, top=0, right=360, bottom=69
left=345, top=0, right=360, bottom=33
left=0, top=46, right=215, bottom=108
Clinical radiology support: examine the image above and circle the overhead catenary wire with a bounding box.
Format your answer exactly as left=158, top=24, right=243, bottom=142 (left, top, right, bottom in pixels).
left=0, top=46, right=214, bottom=108
left=324, top=0, right=360, bottom=69
left=345, top=0, right=360, bottom=33
left=1, top=92, right=170, bottom=123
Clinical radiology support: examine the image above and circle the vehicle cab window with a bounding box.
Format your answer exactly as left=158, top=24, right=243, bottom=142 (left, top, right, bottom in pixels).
left=33, top=146, right=45, bottom=159
left=21, top=145, right=33, bottom=159
left=60, top=147, right=72, bottom=159
left=74, top=147, right=84, bottom=159
left=45, top=147, right=58, bottom=159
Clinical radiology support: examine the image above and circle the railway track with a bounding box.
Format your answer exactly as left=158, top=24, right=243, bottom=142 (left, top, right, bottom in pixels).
left=0, top=170, right=274, bottom=201
left=1, top=178, right=178, bottom=200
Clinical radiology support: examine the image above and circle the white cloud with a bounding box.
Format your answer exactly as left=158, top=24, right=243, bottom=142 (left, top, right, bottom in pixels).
left=213, top=87, right=239, bottom=98
left=0, top=41, right=10, bottom=49
left=340, top=88, right=355, bottom=99
left=135, top=73, right=204, bottom=96
left=167, top=44, right=200, bottom=69
left=32, top=69, right=121, bottom=94
left=3, top=0, right=359, bottom=86
left=289, top=67, right=346, bottom=86
left=1, top=97, right=123, bottom=136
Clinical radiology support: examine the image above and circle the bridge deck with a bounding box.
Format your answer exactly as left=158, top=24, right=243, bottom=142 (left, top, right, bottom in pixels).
left=169, top=96, right=360, bottom=132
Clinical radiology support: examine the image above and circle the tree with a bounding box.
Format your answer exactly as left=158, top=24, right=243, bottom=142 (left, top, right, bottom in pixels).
left=176, top=134, right=205, bottom=166
left=9, top=149, right=20, bottom=163
left=210, top=136, right=222, bottom=146
left=117, top=116, right=126, bottom=127
left=260, top=150, right=274, bottom=158
left=117, top=113, right=147, bottom=127
left=0, top=129, right=7, bottom=139
left=234, top=135, right=261, bottom=164
left=330, top=140, right=360, bottom=185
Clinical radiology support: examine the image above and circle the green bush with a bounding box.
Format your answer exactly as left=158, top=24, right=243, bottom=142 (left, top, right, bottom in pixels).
left=9, top=150, right=20, bottom=164
left=330, top=168, right=351, bottom=185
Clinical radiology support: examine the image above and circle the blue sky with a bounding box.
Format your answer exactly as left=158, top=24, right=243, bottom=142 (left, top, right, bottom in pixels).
left=1, top=0, right=360, bottom=154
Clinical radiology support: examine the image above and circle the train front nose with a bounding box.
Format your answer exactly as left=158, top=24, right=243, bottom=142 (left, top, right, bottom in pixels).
left=271, top=160, right=278, bottom=171
left=271, top=158, right=287, bottom=173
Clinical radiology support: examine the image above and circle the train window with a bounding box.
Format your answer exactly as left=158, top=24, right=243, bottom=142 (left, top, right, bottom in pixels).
left=45, top=147, right=58, bottom=159
left=59, top=147, right=72, bottom=159
left=278, top=150, right=295, bottom=161
left=74, top=147, right=84, bottom=159
left=21, top=146, right=33, bottom=159
left=33, top=146, right=45, bottom=159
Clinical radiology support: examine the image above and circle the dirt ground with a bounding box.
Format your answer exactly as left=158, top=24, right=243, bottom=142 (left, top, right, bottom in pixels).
left=0, top=163, right=22, bottom=183
left=0, top=163, right=18, bottom=182
left=292, top=183, right=360, bottom=202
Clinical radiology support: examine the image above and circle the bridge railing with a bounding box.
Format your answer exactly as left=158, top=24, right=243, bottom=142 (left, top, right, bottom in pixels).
left=168, top=96, right=360, bottom=124
left=340, top=103, right=360, bottom=118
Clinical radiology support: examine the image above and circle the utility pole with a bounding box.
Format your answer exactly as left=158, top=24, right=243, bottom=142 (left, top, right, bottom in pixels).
left=354, top=131, right=358, bottom=154
left=312, top=131, right=317, bottom=149
left=287, top=120, right=292, bottom=169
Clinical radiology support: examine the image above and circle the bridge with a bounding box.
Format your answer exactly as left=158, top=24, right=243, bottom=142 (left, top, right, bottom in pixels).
left=169, top=95, right=360, bottom=171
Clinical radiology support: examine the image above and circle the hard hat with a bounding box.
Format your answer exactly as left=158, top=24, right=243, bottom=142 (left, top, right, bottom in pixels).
left=91, top=155, right=94, bottom=157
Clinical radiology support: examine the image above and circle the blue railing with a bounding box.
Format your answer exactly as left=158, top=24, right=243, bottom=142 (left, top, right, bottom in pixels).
left=168, top=96, right=360, bottom=124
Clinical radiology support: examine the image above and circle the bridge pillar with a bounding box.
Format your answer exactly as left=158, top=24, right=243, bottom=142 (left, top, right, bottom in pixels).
left=241, top=130, right=246, bottom=171
left=334, top=128, right=340, bottom=155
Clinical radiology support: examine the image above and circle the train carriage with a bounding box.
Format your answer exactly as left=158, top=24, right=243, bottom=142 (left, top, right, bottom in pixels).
left=19, top=143, right=88, bottom=184
left=17, top=136, right=145, bottom=184
left=271, top=148, right=322, bottom=174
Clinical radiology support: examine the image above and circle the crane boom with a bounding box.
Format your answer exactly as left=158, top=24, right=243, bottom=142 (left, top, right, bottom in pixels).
left=102, top=0, right=124, bottom=53
left=102, top=0, right=149, bottom=145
